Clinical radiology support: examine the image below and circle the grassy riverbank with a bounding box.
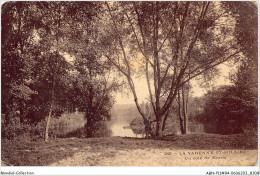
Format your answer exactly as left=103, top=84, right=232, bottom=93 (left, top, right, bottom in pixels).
left=1, top=133, right=257, bottom=166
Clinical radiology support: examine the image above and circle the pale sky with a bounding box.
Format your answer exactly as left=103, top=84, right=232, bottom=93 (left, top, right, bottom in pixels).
left=115, top=63, right=236, bottom=105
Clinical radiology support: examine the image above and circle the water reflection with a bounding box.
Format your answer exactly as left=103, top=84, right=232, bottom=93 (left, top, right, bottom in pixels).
left=109, top=120, right=144, bottom=138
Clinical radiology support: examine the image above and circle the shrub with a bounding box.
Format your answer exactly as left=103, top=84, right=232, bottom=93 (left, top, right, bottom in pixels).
left=1, top=122, right=45, bottom=141
left=59, top=127, right=85, bottom=138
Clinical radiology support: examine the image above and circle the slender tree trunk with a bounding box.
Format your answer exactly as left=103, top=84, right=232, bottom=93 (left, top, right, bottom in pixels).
left=162, top=110, right=170, bottom=131
left=5, top=97, right=16, bottom=125
left=155, top=117, right=164, bottom=139
left=86, top=118, right=93, bottom=137
left=44, top=4, right=62, bottom=142
left=127, top=76, right=155, bottom=138
left=45, top=102, right=53, bottom=142
left=159, top=121, right=163, bottom=138
left=178, top=90, right=185, bottom=134
left=186, top=79, right=190, bottom=134
left=5, top=104, right=14, bottom=125
left=19, top=106, right=24, bottom=124
left=182, top=86, right=187, bottom=134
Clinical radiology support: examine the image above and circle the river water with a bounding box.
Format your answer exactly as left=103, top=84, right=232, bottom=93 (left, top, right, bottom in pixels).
left=52, top=118, right=205, bottom=138
left=109, top=120, right=144, bottom=138
left=109, top=120, right=205, bottom=138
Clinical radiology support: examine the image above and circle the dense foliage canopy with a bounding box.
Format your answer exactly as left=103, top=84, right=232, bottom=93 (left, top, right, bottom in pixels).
left=1, top=1, right=257, bottom=139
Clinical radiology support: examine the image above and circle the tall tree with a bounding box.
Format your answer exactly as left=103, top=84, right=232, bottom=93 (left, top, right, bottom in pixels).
left=69, top=55, right=118, bottom=137
left=1, top=2, right=39, bottom=124
left=223, top=2, right=257, bottom=130
left=57, top=2, right=119, bottom=137
left=29, top=2, right=73, bottom=141
left=102, top=2, right=242, bottom=138
left=2, top=2, right=119, bottom=140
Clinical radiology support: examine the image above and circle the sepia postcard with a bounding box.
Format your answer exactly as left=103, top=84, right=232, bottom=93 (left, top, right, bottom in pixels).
left=1, top=1, right=258, bottom=171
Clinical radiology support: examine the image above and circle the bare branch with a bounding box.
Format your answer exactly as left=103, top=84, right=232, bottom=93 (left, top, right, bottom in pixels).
left=182, top=50, right=242, bottom=86
left=105, top=2, right=131, bottom=76
left=157, top=2, right=179, bottom=53
left=105, top=55, right=128, bottom=77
